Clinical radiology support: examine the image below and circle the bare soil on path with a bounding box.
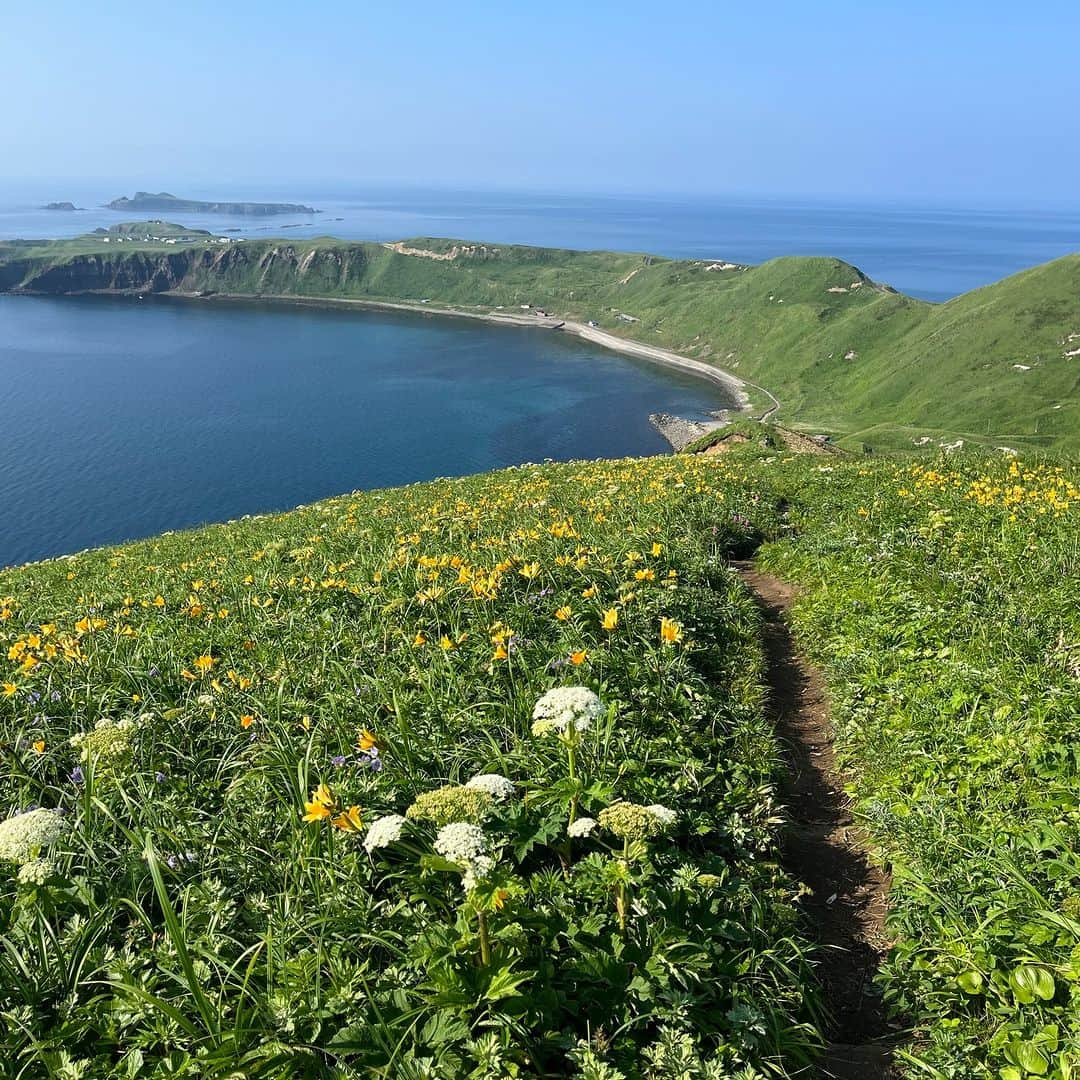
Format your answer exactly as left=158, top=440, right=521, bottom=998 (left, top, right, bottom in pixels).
left=731, top=562, right=902, bottom=1079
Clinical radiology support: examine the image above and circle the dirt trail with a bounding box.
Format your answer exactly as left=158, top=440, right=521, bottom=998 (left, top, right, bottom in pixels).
left=732, top=563, right=901, bottom=1079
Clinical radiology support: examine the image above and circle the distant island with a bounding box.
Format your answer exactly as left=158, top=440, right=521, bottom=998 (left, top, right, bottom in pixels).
left=42, top=201, right=81, bottom=211
left=92, top=220, right=219, bottom=242
left=106, top=191, right=319, bottom=216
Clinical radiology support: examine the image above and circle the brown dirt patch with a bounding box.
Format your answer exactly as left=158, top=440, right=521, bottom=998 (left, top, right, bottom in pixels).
left=702, top=433, right=751, bottom=454
left=731, top=563, right=903, bottom=1078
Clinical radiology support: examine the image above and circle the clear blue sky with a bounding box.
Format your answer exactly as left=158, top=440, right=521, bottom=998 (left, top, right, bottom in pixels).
left=4, top=0, right=1078, bottom=203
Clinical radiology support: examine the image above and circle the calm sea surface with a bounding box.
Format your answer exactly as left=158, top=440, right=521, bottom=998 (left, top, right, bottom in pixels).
left=0, top=294, right=730, bottom=567
left=3, top=184, right=1080, bottom=300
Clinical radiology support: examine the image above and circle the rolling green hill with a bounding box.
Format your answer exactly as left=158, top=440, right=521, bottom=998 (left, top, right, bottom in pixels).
left=1, top=232, right=1077, bottom=451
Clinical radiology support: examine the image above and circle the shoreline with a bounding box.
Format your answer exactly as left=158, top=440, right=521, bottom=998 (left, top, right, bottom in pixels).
left=160, top=289, right=769, bottom=416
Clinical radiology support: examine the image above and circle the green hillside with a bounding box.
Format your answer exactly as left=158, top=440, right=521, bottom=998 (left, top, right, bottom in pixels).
left=0, top=447, right=1076, bottom=1077
left=1, top=233, right=1078, bottom=451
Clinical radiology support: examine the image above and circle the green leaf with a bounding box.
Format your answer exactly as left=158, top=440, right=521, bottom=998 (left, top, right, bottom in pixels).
left=420, top=854, right=461, bottom=874
left=1010, top=965, right=1056, bottom=1004
left=956, top=970, right=984, bottom=994
left=1015, top=1042, right=1049, bottom=1076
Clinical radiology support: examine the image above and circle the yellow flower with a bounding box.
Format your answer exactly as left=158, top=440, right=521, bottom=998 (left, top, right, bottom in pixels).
left=153, top=595, right=166, bottom=607
left=2, top=682, right=16, bottom=698
left=601, top=608, right=618, bottom=631
left=581, top=585, right=598, bottom=599
left=32, top=740, right=45, bottom=755
left=413, top=631, right=427, bottom=646
left=634, top=568, right=655, bottom=581
left=492, top=643, right=509, bottom=661
left=302, top=783, right=335, bottom=822
left=660, top=617, right=683, bottom=644
left=555, top=606, right=572, bottom=621
left=332, top=805, right=364, bottom=833
left=519, top=562, right=541, bottom=580
left=570, top=649, right=588, bottom=666
left=193, top=655, right=216, bottom=673
left=439, top=635, right=454, bottom=651
left=651, top=542, right=663, bottom=557
left=240, top=714, right=255, bottom=729
left=301, top=715, right=312, bottom=731
left=357, top=728, right=378, bottom=752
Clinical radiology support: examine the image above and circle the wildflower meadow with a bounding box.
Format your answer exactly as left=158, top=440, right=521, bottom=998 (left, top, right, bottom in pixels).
left=0, top=448, right=1077, bottom=1078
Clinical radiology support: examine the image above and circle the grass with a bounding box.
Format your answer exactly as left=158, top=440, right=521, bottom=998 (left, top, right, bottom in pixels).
left=0, top=455, right=821, bottom=1079
left=757, top=452, right=1080, bottom=1077
left=1, top=426, right=1078, bottom=1076
left=0, top=234, right=1077, bottom=451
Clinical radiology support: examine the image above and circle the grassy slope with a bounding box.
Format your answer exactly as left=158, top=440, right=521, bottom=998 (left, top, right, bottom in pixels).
left=1, top=446, right=1076, bottom=1077
left=759, top=452, right=1080, bottom=1078
left=1, top=233, right=1078, bottom=450
left=0, top=455, right=821, bottom=1077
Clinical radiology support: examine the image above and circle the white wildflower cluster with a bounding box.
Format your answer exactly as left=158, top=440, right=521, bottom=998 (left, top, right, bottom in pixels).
left=0, top=808, right=66, bottom=865
left=567, top=817, right=598, bottom=838
left=17, top=858, right=56, bottom=887
left=70, top=715, right=141, bottom=777
left=646, top=804, right=678, bottom=828
left=363, top=814, right=407, bottom=854
left=531, top=687, right=604, bottom=736
left=465, top=774, right=516, bottom=802
left=434, top=822, right=495, bottom=892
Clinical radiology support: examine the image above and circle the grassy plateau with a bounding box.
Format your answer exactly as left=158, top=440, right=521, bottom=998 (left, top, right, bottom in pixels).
left=0, top=444, right=1077, bottom=1079
left=0, top=229, right=1078, bottom=452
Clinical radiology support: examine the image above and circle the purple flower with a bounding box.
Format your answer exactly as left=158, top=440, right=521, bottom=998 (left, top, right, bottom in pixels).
left=148, top=666, right=159, bottom=678
left=50, top=691, right=61, bottom=702
left=27, top=691, right=41, bottom=704
left=70, top=766, right=85, bottom=785
left=155, top=771, right=167, bottom=784
left=330, top=755, right=347, bottom=767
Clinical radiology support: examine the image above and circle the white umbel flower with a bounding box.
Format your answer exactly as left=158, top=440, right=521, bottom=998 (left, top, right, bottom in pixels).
left=16, top=858, right=56, bottom=886
left=567, top=817, right=598, bottom=838
left=363, top=814, right=407, bottom=854
left=434, top=821, right=495, bottom=892
left=646, top=804, right=678, bottom=828
left=531, top=687, right=603, bottom=734
left=0, top=808, right=66, bottom=865
left=465, top=774, right=516, bottom=802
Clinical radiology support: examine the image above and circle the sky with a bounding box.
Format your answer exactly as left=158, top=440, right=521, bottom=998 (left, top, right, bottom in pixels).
left=3, top=0, right=1079, bottom=204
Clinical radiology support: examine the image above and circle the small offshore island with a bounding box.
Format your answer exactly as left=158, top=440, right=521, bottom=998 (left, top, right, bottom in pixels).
left=106, top=191, right=319, bottom=215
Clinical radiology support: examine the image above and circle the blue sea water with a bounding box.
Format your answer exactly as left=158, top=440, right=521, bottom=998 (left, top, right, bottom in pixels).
left=3, top=183, right=1080, bottom=301
left=0, top=294, right=731, bottom=568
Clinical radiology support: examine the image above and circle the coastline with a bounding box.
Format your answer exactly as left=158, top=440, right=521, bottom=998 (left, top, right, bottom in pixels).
left=163, top=289, right=768, bottom=417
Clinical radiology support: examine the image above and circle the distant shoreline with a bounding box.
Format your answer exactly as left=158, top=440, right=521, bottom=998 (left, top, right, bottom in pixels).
left=162, top=289, right=770, bottom=417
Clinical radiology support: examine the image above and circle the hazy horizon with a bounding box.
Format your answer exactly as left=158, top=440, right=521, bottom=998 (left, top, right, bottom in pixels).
left=4, top=1, right=1079, bottom=206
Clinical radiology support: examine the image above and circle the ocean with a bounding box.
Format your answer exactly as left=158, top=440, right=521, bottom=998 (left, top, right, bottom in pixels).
left=2, top=184, right=1080, bottom=301
left=0, top=293, right=730, bottom=567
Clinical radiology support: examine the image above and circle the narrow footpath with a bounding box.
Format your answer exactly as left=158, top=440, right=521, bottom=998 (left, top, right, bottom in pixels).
left=732, top=562, right=901, bottom=1079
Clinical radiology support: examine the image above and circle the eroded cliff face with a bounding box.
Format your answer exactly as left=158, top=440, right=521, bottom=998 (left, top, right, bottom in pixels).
left=0, top=243, right=374, bottom=299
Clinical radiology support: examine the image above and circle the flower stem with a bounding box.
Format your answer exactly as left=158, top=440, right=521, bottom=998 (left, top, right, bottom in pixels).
left=477, top=909, right=492, bottom=965
left=617, top=838, right=630, bottom=935
left=566, top=742, right=578, bottom=827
